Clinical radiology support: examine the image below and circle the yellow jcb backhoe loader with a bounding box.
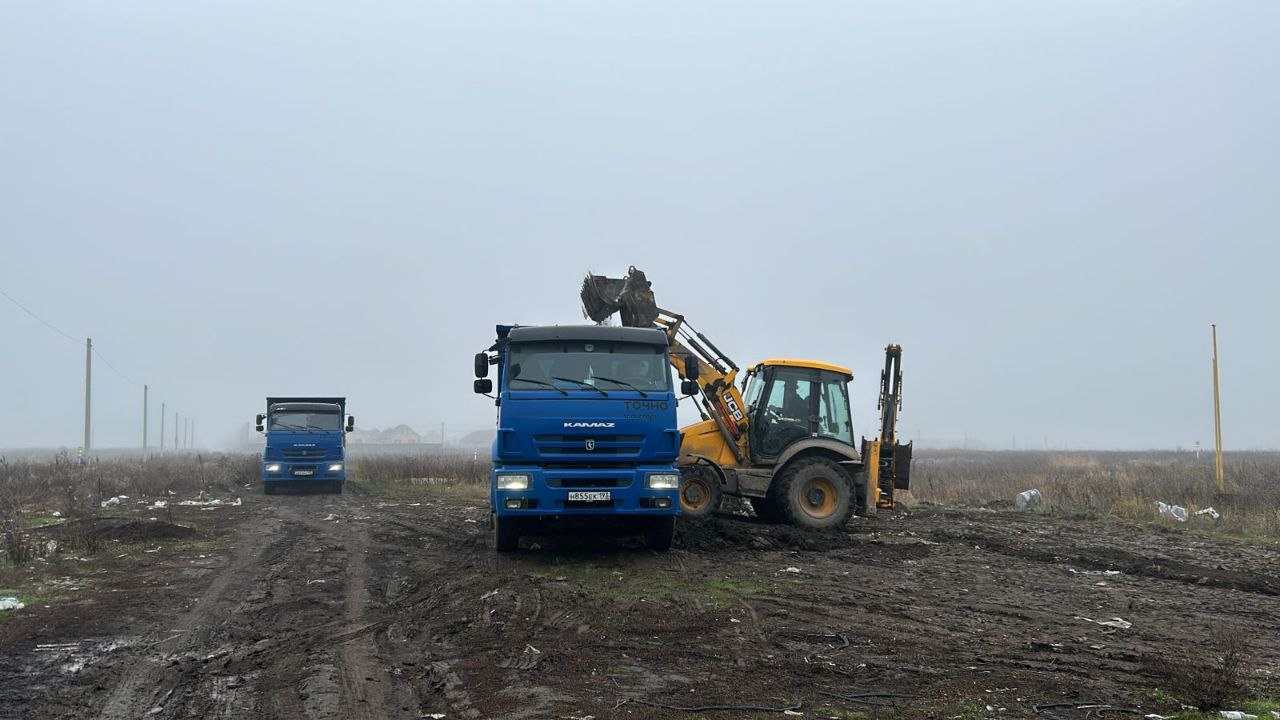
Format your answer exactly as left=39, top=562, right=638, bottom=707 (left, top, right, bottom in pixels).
left=581, top=266, right=912, bottom=529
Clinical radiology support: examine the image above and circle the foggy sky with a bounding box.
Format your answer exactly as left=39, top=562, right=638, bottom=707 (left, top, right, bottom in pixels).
left=2, top=2, right=1277, bottom=451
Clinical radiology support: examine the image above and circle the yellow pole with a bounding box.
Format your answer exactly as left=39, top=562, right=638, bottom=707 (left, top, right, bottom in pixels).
left=1211, top=324, right=1224, bottom=494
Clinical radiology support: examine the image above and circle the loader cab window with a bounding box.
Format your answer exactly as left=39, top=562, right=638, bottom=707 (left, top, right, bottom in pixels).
left=753, top=367, right=814, bottom=458
left=816, top=376, right=854, bottom=445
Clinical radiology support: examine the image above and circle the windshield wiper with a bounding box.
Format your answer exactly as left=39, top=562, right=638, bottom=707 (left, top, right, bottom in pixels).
left=510, top=378, right=568, bottom=396
left=591, top=376, right=648, bottom=397
left=552, top=377, right=608, bottom=396
left=273, top=423, right=309, bottom=431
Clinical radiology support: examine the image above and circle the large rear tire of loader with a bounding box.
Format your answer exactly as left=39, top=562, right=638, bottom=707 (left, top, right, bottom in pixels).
left=775, top=457, right=854, bottom=529
left=493, top=515, right=520, bottom=552
left=679, top=466, right=722, bottom=519
left=750, top=497, right=782, bottom=522
left=644, top=516, right=675, bottom=551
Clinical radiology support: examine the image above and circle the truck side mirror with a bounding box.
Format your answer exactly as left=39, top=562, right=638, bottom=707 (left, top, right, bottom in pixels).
left=685, top=357, right=700, bottom=380
left=680, top=379, right=698, bottom=396
left=474, top=352, right=489, bottom=378
left=474, top=378, right=493, bottom=394
left=255, top=414, right=265, bottom=432
left=346, top=416, right=355, bottom=432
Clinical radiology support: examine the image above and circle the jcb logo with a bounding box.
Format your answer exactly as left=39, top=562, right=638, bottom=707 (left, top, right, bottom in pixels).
left=723, top=393, right=744, bottom=422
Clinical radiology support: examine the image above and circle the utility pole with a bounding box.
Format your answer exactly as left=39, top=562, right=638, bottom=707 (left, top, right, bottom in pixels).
left=160, top=402, right=166, bottom=454
left=143, top=384, right=149, bottom=453
left=1211, top=324, right=1225, bottom=494
left=175, top=411, right=180, bottom=451
left=84, top=338, right=92, bottom=451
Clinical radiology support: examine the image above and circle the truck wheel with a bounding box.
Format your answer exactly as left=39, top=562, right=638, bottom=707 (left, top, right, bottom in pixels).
left=775, top=457, right=854, bottom=529
left=264, top=483, right=277, bottom=495
left=331, top=480, right=344, bottom=494
left=750, top=497, right=782, bottom=522
left=679, top=466, right=722, bottom=519
left=493, top=516, right=520, bottom=552
left=645, top=516, right=675, bottom=551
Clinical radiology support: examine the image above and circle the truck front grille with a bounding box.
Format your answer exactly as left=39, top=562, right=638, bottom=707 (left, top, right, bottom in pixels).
left=546, top=478, right=629, bottom=489
left=533, top=434, right=644, bottom=457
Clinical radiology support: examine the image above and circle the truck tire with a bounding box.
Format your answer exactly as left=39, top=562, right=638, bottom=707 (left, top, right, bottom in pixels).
left=264, top=483, right=277, bottom=495
left=775, top=457, right=854, bottom=529
left=331, top=479, right=344, bottom=494
left=679, top=466, right=722, bottom=519
left=750, top=497, right=782, bottom=522
left=645, top=516, right=675, bottom=551
left=493, top=515, right=520, bottom=552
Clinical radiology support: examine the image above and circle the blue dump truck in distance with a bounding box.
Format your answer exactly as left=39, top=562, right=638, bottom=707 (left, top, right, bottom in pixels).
left=474, top=325, right=692, bottom=551
left=256, top=397, right=355, bottom=494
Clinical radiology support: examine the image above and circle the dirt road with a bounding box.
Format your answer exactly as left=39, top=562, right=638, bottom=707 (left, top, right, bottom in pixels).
left=2, top=488, right=1278, bottom=719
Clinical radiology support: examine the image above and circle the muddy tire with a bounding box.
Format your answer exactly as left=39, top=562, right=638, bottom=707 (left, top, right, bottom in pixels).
left=264, top=483, right=277, bottom=495
left=645, top=516, right=675, bottom=551
left=679, top=466, right=722, bottom=519
left=331, top=480, right=344, bottom=494
left=493, top=515, right=520, bottom=552
left=775, top=457, right=854, bottom=529
left=750, top=497, right=782, bottom=522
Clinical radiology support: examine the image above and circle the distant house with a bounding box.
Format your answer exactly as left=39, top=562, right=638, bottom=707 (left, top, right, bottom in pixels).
left=348, top=424, right=423, bottom=445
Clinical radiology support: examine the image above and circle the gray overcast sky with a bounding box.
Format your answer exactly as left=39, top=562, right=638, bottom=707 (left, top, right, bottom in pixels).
left=2, top=2, right=1276, bottom=451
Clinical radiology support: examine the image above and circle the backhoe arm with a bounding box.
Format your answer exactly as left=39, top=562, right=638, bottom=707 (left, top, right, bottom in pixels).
left=582, top=267, right=751, bottom=464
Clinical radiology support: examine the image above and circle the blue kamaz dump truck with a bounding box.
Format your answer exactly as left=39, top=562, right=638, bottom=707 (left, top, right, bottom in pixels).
left=474, top=325, right=690, bottom=551
left=255, top=396, right=354, bottom=494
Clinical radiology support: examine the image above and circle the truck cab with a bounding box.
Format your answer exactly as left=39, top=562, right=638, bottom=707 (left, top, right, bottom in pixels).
left=256, top=396, right=355, bottom=494
left=474, top=325, right=683, bottom=551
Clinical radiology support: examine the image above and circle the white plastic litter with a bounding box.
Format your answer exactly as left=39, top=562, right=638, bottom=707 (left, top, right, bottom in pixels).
left=150, top=500, right=168, bottom=509
left=177, top=497, right=242, bottom=507
left=1217, top=712, right=1257, bottom=720
left=0, top=597, right=25, bottom=611
left=51, top=511, right=62, bottom=518
left=1195, top=507, right=1221, bottom=520
left=323, top=514, right=339, bottom=521
left=1015, top=489, right=1044, bottom=510
left=780, top=567, right=801, bottom=574
left=100, top=496, right=129, bottom=508
left=1074, top=615, right=1132, bottom=629
left=1156, top=502, right=1189, bottom=522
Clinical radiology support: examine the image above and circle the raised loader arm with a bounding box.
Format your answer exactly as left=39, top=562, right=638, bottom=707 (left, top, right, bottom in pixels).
left=581, top=267, right=751, bottom=465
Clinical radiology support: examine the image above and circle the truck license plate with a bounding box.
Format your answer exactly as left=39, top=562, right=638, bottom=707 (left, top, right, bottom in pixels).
left=293, top=469, right=314, bottom=476
left=568, top=491, right=610, bottom=502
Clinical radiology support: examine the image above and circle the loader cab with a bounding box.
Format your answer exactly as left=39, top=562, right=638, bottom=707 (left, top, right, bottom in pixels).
left=743, top=359, right=855, bottom=461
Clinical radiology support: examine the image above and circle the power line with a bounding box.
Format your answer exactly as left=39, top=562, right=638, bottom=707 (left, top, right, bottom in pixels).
left=93, top=346, right=141, bottom=388
left=0, top=286, right=81, bottom=346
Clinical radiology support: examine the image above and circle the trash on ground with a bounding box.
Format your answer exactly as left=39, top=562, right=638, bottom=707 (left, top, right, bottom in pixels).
left=1156, top=502, right=1188, bottom=522
left=1073, top=615, right=1132, bottom=629
left=323, top=514, right=339, bottom=521
left=177, top=497, right=242, bottom=507
left=1015, top=489, right=1043, bottom=510
left=0, top=597, right=25, bottom=611
left=1195, top=507, right=1221, bottom=520
left=1217, top=712, right=1258, bottom=720
left=780, top=567, right=801, bottom=574
left=101, top=495, right=129, bottom=508
left=150, top=500, right=168, bottom=509
left=480, top=590, right=499, bottom=600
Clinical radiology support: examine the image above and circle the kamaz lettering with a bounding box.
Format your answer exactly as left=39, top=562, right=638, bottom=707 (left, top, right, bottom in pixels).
left=563, top=421, right=616, bottom=429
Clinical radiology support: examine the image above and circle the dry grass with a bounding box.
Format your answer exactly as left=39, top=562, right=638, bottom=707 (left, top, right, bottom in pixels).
left=349, top=453, right=489, bottom=485
left=1144, top=625, right=1253, bottom=710
left=911, top=450, right=1280, bottom=538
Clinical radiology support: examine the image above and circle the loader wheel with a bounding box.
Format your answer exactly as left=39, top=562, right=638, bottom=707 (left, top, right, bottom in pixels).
left=493, top=515, right=520, bottom=552
left=644, top=516, right=675, bottom=551
left=750, top=497, right=782, bottom=522
left=679, top=467, right=722, bottom=518
left=776, top=457, right=854, bottom=529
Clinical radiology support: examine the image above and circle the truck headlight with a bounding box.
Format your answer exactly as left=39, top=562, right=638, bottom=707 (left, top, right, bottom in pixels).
left=265, top=464, right=281, bottom=472
left=328, top=464, right=343, bottom=472
left=496, top=474, right=530, bottom=490
left=647, top=473, right=680, bottom=489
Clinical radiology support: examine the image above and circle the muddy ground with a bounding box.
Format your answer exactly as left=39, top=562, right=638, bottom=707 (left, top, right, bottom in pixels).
left=1, top=487, right=1278, bottom=720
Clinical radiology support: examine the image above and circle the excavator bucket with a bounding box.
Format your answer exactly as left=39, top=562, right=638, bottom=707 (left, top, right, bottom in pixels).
left=580, top=266, right=660, bottom=328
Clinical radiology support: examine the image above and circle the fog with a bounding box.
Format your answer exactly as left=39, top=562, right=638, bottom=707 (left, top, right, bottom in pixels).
left=2, top=2, right=1276, bottom=451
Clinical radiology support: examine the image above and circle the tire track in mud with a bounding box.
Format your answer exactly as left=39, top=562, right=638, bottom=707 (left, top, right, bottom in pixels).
left=96, top=514, right=288, bottom=719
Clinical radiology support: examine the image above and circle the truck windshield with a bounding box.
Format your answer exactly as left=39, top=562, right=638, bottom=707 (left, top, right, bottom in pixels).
left=508, top=341, right=668, bottom=392
left=269, top=410, right=341, bottom=431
